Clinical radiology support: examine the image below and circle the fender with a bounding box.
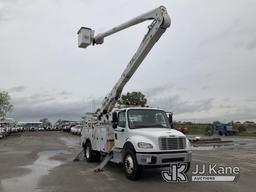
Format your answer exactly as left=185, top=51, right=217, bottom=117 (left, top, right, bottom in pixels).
left=125, top=135, right=157, bottom=153
left=82, top=138, right=91, bottom=148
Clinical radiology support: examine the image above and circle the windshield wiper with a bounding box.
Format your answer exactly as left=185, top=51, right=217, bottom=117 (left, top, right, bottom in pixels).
left=132, top=124, right=168, bottom=128
left=146, top=124, right=167, bottom=128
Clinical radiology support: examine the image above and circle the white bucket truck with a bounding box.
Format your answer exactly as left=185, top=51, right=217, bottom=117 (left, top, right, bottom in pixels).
left=77, top=6, right=192, bottom=180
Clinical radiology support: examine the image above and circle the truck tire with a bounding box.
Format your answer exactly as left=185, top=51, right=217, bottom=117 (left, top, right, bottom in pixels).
left=84, top=142, right=94, bottom=162
left=123, top=149, right=142, bottom=180
left=84, top=142, right=100, bottom=162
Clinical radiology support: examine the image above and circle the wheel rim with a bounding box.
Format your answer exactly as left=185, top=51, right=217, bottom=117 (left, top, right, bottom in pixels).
left=125, top=155, right=134, bottom=174
left=86, top=146, right=90, bottom=159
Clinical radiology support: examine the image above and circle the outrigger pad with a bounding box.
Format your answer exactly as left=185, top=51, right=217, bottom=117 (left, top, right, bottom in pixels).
left=73, top=150, right=84, bottom=161
left=94, top=151, right=113, bottom=172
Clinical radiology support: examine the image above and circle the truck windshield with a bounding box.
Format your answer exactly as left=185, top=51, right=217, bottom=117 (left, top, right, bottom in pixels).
left=127, top=109, right=170, bottom=129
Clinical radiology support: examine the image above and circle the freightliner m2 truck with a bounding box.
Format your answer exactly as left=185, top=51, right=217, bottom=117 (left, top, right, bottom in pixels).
left=77, top=6, right=192, bottom=180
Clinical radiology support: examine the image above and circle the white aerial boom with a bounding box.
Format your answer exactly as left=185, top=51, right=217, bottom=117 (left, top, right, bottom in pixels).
left=77, top=6, right=171, bottom=119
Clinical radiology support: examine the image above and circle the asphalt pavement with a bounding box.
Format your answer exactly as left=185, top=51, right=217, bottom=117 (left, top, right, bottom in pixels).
left=0, top=131, right=255, bottom=192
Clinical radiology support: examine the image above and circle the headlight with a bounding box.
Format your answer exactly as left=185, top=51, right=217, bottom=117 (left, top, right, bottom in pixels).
left=137, top=142, right=153, bottom=149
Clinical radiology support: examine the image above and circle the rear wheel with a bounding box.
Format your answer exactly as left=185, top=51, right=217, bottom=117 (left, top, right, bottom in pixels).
left=123, top=149, right=142, bottom=180
left=84, top=142, right=100, bottom=162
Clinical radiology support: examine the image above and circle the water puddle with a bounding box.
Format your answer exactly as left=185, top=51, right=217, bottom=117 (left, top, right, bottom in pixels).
left=192, top=146, right=217, bottom=150
left=192, top=143, right=233, bottom=150
left=60, top=137, right=80, bottom=148
left=1, top=150, right=68, bottom=192
left=0, top=150, right=31, bottom=155
left=191, top=142, right=247, bottom=150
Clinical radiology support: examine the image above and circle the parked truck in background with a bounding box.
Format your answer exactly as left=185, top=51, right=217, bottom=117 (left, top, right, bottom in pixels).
left=208, top=122, right=237, bottom=136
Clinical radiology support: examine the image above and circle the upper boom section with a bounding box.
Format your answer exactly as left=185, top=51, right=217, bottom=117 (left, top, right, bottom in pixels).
left=78, top=6, right=171, bottom=119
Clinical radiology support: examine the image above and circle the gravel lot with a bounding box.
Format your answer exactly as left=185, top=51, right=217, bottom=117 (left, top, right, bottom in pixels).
left=0, top=132, right=255, bottom=192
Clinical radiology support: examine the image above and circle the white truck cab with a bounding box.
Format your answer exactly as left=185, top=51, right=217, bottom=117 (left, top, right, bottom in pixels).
left=81, top=107, right=192, bottom=180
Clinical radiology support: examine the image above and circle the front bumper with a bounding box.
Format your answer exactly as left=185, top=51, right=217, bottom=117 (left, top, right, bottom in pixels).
left=136, top=150, right=192, bottom=166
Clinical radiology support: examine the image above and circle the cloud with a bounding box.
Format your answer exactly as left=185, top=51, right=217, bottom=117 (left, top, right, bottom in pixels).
left=8, top=86, right=26, bottom=92
left=233, top=37, right=256, bottom=50
left=200, top=18, right=256, bottom=50
left=58, top=90, right=72, bottom=96
left=11, top=94, right=57, bottom=106
left=9, top=92, right=102, bottom=122
left=199, top=19, right=239, bottom=47
left=246, top=37, right=256, bottom=50
left=11, top=101, right=86, bottom=121
left=219, top=104, right=233, bottom=109
left=10, top=98, right=91, bottom=122
left=201, top=85, right=211, bottom=90
left=1, top=0, right=256, bottom=123
left=0, top=0, right=20, bottom=22
left=0, top=7, right=9, bottom=22
left=245, top=98, right=256, bottom=103
left=221, top=107, right=256, bottom=122
left=149, top=95, right=214, bottom=114
left=201, top=107, right=256, bottom=123
left=143, top=84, right=173, bottom=98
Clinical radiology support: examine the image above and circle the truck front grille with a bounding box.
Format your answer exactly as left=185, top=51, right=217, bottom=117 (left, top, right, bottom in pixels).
left=159, top=137, right=186, bottom=150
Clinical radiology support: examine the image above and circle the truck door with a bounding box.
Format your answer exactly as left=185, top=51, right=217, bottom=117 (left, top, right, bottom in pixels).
left=114, top=111, right=127, bottom=148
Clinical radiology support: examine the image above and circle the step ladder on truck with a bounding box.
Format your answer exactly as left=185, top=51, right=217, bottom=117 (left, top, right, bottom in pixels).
left=77, top=5, right=192, bottom=180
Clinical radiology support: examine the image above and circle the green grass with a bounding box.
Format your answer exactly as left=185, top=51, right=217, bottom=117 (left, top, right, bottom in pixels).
left=234, top=124, right=256, bottom=136
left=238, top=131, right=256, bottom=137
left=174, top=123, right=209, bottom=135
left=174, top=122, right=256, bottom=136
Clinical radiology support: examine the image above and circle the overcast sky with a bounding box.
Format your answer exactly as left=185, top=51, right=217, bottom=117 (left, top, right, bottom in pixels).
left=0, top=0, right=256, bottom=123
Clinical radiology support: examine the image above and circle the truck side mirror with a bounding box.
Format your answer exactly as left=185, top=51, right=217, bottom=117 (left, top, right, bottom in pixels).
left=112, top=112, right=118, bottom=129
left=168, top=113, right=173, bottom=127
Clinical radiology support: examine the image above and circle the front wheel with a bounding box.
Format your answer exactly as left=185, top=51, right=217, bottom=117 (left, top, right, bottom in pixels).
left=123, top=149, right=142, bottom=180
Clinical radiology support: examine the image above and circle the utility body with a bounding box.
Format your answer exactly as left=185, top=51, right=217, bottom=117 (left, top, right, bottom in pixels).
left=77, top=6, right=192, bottom=180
